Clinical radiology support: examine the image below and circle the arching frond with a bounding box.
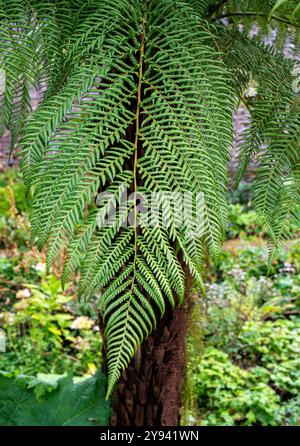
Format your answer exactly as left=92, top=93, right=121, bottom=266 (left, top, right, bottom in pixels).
left=1, top=0, right=299, bottom=398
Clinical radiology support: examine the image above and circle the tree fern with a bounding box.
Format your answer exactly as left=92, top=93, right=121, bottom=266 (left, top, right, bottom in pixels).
left=1, top=0, right=299, bottom=398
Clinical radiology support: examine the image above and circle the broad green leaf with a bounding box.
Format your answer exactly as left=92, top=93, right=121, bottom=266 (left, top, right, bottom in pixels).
left=0, top=372, right=110, bottom=426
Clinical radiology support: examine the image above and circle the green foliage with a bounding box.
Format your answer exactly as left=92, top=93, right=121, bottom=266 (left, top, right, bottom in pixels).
left=238, top=320, right=300, bottom=395
left=0, top=172, right=103, bottom=379
left=218, top=24, right=300, bottom=258
left=181, top=294, right=205, bottom=426
left=0, top=372, right=110, bottom=426
left=217, top=0, right=300, bottom=46
left=0, top=169, right=27, bottom=216
left=229, top=181, right=252, bottom=207
left=195, top=348, right=281, bottom=426
left=215, top=242, right=300, bottom=279
left=227, top=204, right=264, bottom=239
left=279, top=397, right=300, bottom=425
left=0, top=274, right=102, bottom=377
left=194, top=317, right=300, bottom=425
left=1, top=0, right=299, bottom=395
left=191, top=223, right=300, bottom=426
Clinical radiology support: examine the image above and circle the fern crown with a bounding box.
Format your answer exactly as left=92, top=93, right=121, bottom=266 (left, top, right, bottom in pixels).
left=1, top=0, right=299, bottom=397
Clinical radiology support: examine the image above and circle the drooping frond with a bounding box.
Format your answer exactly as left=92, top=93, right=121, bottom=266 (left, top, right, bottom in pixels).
left=0, top=1, right=38, bottom=151
left=213, top=0, right=300, bottom=56
left=217, top=25, right=300, bottom=252
left=1, top=0, right=235, bottom=397
left=252, top=94, right=300, bottom=254
left=0, top=0, right=82, bottom=151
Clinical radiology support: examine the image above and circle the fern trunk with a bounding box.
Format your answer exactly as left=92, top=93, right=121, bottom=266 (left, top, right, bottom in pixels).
left=101, top=271, right=193, bottom=427
left=110, top=305, right=187, bottom=426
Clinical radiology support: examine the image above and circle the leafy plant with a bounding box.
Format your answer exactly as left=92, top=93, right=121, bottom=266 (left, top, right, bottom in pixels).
left=229, top=181, right=252, bottom=207
left=0, top=275, right=102, bottom=377
left=279, top=397, right=300, bottom=426
left=195, top=348, right=281, bottom=426
left=227, top=204, right=265, bottom=239
left=1, top=0, right=299, bottom=397
left=0, top=169, right=28, bottom=217
left=191, top=233, right=300, bottom=426
left=0, top=372, right=110, bottom=426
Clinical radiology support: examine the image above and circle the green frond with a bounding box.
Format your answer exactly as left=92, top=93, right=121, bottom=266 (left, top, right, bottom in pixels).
left=2, top=0, right=298, bottom=399
left=252, top=100, right=300, bottom=239
left=218, top=22, right=300, bottom=249
left=214, top=0, right=300, bottom=53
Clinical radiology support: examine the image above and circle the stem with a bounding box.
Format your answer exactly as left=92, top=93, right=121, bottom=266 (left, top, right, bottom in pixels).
left=132, top=15, right=146, bottom=282
left=133, top=16, right=146, bottom=235
left=105, top=16, right=147, bottom=399
left=239, top=95, right=252, bottom=114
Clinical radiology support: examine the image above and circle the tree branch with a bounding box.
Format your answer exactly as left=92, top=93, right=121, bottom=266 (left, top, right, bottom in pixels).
left=214, top=12, right=300, bottom=29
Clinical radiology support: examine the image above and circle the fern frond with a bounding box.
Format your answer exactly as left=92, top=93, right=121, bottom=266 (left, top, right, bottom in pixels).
left=219, top=24, right=300, bottom=249
left=4, top=0, right=297, bottom=399
left=214, top=0, right=300, bottom=54
left=1, top=0, right=236, bottom=396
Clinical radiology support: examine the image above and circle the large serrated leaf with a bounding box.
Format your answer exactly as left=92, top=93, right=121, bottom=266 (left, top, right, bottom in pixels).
left=0, top=372, right=110, bottom=426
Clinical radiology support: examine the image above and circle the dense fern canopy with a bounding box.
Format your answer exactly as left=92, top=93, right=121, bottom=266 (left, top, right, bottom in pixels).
left=0, top=0, right=299, bottom=397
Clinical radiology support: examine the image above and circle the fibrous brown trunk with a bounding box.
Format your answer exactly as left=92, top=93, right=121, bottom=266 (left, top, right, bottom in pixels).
left=100, top=271, right=194, bottom=427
